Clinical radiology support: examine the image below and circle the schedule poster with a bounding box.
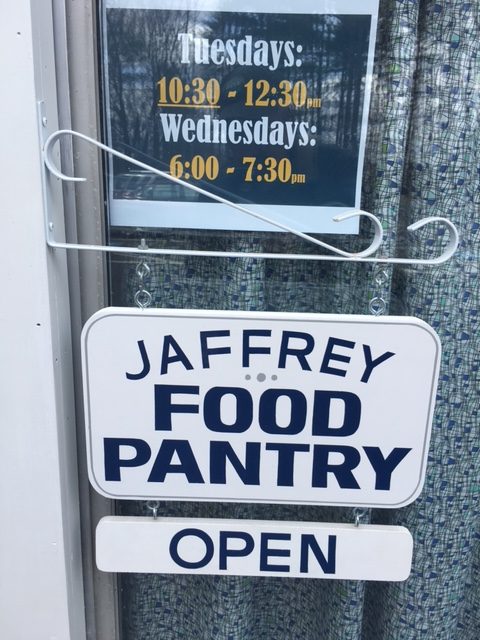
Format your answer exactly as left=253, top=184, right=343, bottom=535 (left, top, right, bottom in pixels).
left=103, top=0, right=378, bottom=233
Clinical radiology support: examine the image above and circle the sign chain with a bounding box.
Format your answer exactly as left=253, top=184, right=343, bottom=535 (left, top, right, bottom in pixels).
left=134, top=239, right=153, bottom=309
left=146, top=501, right=159, bottom=520
left=369, top=266, right=389, bottom=316
left=354, top=268, right=390, bottom=526
left=133, top=239, right=157, bottom=519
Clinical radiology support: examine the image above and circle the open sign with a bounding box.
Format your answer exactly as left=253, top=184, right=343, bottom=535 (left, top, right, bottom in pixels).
left=96, top=517, right=413, bottom=582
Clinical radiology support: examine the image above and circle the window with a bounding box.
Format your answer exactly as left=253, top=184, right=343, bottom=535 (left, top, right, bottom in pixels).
left=56, top=1, right=480, bottom=638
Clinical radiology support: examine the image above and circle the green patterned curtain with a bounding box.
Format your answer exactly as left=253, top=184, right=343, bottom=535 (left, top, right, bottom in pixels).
left=107, top=1, right=480, bottom=637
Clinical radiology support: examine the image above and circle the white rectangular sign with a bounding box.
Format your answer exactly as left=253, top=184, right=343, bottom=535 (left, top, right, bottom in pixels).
left=96, top=516, right=413, bottom=581
left=82, top=308, right=440, bottom=507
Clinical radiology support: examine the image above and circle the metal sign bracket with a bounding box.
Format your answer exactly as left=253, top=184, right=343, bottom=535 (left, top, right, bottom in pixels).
left=40, top=123, right=459, bottom=266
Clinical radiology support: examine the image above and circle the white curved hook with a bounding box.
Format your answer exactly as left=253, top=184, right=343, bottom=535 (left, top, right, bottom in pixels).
left=406, top=217, right=459, bottom=265
left=43, top=129, right=382, bottom=259
left=334, top=210, right=383, bottom=258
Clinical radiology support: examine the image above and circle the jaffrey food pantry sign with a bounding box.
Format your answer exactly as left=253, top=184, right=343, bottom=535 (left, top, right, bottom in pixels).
left=82, top=308, right=441, bottom=508
left=103, top=0, right=379, bottom=232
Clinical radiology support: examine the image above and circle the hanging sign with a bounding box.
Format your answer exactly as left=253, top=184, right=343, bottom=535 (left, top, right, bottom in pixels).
left=82, top=308, right=440, bottom=507
left=103, top=0, right=379, bottom=232
left=96, top=516, right=413, bottom=581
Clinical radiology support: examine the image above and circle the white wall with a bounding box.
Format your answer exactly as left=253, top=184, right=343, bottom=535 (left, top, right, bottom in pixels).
left=0, top=1, right=85, bottom=638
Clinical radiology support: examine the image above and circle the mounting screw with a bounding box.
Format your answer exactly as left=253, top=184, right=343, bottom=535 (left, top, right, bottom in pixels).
left=49, top=222, right=54, bottom=231
left=42, top=116, right=48, bottom=127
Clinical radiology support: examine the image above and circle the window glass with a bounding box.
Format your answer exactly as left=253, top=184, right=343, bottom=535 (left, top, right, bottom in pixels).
left=98, top=1, right=480, bottom=638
